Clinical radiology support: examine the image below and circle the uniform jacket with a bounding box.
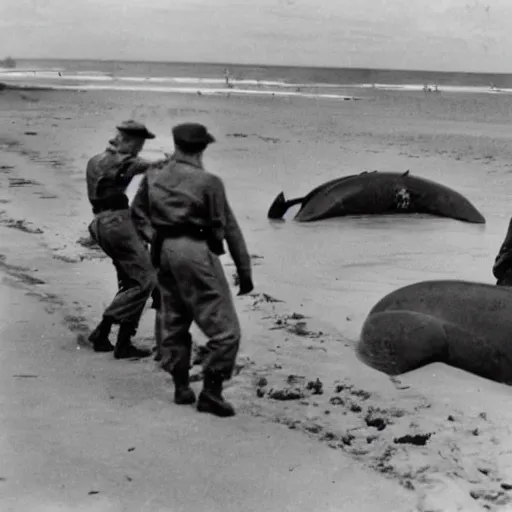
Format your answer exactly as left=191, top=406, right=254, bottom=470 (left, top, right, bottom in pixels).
left=86, top=146, right=156, bottom=208
left=131, top=153, right=252, bottom=280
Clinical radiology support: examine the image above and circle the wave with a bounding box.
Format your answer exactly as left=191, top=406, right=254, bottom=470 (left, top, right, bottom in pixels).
left=0, top=67, right=66, bottom=74
left=359, top=83, right=512, bottom=94
left=2, top=68, right=510, bottom=97
left=0, top=71, right=113, bottom=81
left=0, top=70, right=291, bottom=86
left=0, top=69, right=359, bottom=89
left=0, top=81, right=362, bottom=101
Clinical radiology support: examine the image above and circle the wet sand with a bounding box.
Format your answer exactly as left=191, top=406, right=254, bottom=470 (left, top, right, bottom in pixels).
left=2, top=86, right=512, bottom=511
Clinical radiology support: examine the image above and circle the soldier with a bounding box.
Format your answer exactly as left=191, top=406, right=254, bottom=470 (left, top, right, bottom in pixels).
left=86, top=120, right=163, bottom=359
left=108, top=131, right=164, bottom=361
left=493, top=217, right=512, bottom=286
left=131, top=122, right=253, bottom=417
left=111, top=131, right=165, bottom=361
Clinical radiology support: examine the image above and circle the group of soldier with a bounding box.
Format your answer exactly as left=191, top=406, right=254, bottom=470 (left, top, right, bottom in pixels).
left=85, top=120, right=254, bottom=418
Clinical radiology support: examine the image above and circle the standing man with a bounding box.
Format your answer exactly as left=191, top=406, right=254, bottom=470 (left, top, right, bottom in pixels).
left=493, top=217, right=512, bottom=286
left=108, top=130, right=165, bottom=361
left=131, top=122, right=253, bottom=417
left=86, top=120, right=162, bottom=359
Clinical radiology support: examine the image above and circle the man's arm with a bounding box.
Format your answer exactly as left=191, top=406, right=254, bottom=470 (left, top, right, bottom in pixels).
left=115, top=155, right=170, bottom=187
left=114, top=157, right=151, bottom=187
left=224, top=200, right=252, bottom=280
left=131, top=174, right=153, bottom=244
left=207, top=175, right=252, bottom=282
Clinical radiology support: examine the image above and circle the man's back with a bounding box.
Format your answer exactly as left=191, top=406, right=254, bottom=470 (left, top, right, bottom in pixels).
left=146, top=156, right=222, bottom=230
left=131, top=148, right=252, bottom=279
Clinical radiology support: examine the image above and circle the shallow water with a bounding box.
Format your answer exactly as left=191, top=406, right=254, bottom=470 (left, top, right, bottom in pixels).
left=122, top=92, right=511, bottom=340
left=243, top=213, right=498, bottom=339
left=215, top=153, right=508, bottom=340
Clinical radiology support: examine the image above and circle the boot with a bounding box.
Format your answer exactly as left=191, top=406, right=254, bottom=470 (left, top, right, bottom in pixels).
left=114, top=323, right=152, bottom=360
left=197, top=372, right=235, bottom=417
left=88, top=317, right=114, bottom=352
left=173, top=371, right=196, bottom=405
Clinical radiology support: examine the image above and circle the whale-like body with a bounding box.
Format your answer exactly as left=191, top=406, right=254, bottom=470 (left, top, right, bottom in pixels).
left=267, top=171, right=485, bottom=224
left=357, top=280, right=512, bottom=384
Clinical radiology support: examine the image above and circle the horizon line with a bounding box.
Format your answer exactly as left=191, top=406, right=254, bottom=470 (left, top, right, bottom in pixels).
left=12, top=57, right=512, bottom=77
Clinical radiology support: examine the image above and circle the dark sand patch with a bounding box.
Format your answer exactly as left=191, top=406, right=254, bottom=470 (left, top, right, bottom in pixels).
left=0, top=214, right=43, bottom=234
left=36, top=151, right=66, bottom=168
left=0, top=255, right=45, bottom=285
left=257, top=135, right=280, bottom=143
left=226, top=132, right=280, bottom=143
left=249, top=292, right=285, bottom=306
left=52, top=254, right=80, bottom=264
left=64, top=314, right=90, bottom=334
left=226, top=133, right=249, bottom=138
left=249, top=364, right=511, bottom=507
left=269, top=314, right=324, bottom=338
left=8, top=177, right=41, bottom=188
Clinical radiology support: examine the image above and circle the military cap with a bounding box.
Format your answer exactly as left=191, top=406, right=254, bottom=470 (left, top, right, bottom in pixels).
left=172, top=123, right=215, bottom=145
left=116, top=120, right=155, bottom=139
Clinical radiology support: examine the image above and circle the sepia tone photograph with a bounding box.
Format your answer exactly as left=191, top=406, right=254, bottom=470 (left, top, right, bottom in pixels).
left=1, top=1, right=512, bottom=510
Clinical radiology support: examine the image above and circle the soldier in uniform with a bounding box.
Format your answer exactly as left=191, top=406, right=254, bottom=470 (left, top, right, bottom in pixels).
left=131, top=122, right=253, bottom=417
left=86, top=120, right=164, bottom=358
left=108, top=131, right=164, bottom=360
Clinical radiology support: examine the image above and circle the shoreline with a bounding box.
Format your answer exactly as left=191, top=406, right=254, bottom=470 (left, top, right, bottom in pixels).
left=1, top=76, right=510, bottom=99
left=0, top=81, right=364, bottom=101
left=2, top=84, right=512, bottom=511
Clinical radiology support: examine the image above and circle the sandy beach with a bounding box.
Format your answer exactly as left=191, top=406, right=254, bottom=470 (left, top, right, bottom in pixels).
left=3, top=85, right=512, bottom=511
